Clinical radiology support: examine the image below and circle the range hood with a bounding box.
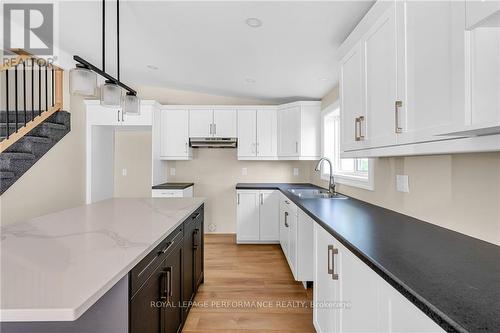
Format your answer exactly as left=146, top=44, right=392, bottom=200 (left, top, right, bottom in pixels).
left=189, top=137, right=237, bottom=148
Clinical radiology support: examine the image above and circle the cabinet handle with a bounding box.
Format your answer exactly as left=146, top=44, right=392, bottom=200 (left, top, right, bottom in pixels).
left=260, top=193, right=263, bottom=205
left=237, top=193, right=240, bottom=205
left=164, top=266, right=173, bottom=300
left=121, top=110, right=124, bottom=122
left=161, top=270, right=168, bottom=300
left=251, top=143, right=255, bottom=154
left=329, top=246, right=339, bottom=280
left=192, top=212, right=200, bottom=220
left=256, top=142, right=259, bottom=155
left=159, top=241, right=173, bottom=255
left=209, top=123, right=212, bottom=135
left=284, top=211, right=289, bottom=227
left=214, top=123, right=216, bottom=135
left=395, top=100, right=403, bottom=133
left=295, top=141, right=298, bottom=153
left=117, top=110, right=120, bottom=122
left=358, top=116, right=365, bottom=141
left=193, top=229, right=199, bottom=249
left=354, top=117, right=359, bottom=141
left=185, top=142, right=188, bottom=153
left=284, top=200, right=290, bottom=205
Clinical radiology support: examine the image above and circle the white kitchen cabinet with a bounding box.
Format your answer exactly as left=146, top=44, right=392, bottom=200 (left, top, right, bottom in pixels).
left=277, top=101, right=321, bottom=160
left=236, top=190, right=260, bottom=242
left=256, top=109, right=278, bottom=158
left=237, top=109, right=257, bottom=158
left=85, top=100, right=153, bottom=126
left=237, top=109, right=277, bottom=160
left=160, top=109, right=192, bottom=160
left=213, top=109, right=237, bottom=137
left=189, top=109, right=213, bottom=137
left=279, top=194, right=313, bottom=283
left=466, top=0, right=500, bottom=29
left=151, top=186, right=193, bottom=198
left=313, top=223, right=444, bottom=333
left=236, top=190, right=279, bottom=243
left=470, top=28, right=500, bottom=128
left=364, top=2, right=398, bottom=148
left=259, top=190, right=280, bottom=241
left=340, top=42, right=366, bottom=151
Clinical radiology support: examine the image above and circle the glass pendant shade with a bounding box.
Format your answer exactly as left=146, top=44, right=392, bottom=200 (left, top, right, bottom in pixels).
left=123, top=92, right=140, bottom=115
left=69, top=64, right=97, bottom=96
left=100, top=80, right=122, bottom=108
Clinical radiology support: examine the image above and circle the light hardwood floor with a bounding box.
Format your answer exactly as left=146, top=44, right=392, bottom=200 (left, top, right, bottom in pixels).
left=183, top=234, right=315, bottom=333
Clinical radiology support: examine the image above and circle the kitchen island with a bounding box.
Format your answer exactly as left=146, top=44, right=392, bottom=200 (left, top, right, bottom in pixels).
left=1, top=198, right=204, bottom=333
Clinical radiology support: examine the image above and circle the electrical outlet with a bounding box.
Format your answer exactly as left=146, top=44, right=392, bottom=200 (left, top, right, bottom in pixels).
left=170, top=168, right=176, bottom=176
left=242, top=167, right=248, bottom=176
left=122, top=168, right=127, bottom=176
left=208, top=224, right=216, bottom=232
left=396, top=175, right=410, bottom=193
left=293, top=168, right=299, bottom=176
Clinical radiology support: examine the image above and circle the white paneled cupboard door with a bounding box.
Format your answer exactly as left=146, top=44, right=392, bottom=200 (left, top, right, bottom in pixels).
left=237, top=110, right=257, bottom=157
left=313, top=223, right=339, bottom=333
left=470, top=27, right=500, bottom=127
left=160, top=109, right=191, bottom=159
left=189, top=109, right=213, bottom=137
left=398, top=0, right=464, bottom=144
left=277, top=106, right=300, bottom=157
left=259, top=190, right=279, bottom=241
left=256, top=109, right=277, bottom=157
left=213, top=109, right=237, bottom=137
left=340, top=42, right=366, bottom=151
left=236, top=191, right=260, bottom=242
left=364, top=3, right=398, bottom=148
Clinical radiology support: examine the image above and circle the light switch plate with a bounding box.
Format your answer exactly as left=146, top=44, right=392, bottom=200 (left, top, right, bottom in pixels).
left=396, top=175, right=410, bottom=193
left=122, top=168, right=127, bottom=176
left=170, top=168, right=176, bottom=176
left=242, top=167, right=248, bottom=176
left=293, top=168, right=299, bottom=176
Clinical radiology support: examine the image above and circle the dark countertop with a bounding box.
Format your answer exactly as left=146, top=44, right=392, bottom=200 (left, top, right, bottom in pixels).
left=152, top=182, right=194, bottom=190
left=236, top=183, right=500, bottom=332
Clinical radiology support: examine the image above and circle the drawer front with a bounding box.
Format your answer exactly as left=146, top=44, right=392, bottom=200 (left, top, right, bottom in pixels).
left=152, top=189, right=184, bottom=198
left=130, top=225, right=184, bottom=297
left=280, top=195, right=297, bottom=215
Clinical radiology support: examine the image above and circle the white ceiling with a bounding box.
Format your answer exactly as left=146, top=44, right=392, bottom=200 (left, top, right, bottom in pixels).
left=59, top=1, right=374, bottom=103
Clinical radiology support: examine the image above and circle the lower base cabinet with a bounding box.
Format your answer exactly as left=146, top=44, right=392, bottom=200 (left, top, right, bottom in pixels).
left=130, top=205, right=204, bottom=333
left=236, top=190, right=279, bottom=243
left=313, top=223, right=443, bottom=333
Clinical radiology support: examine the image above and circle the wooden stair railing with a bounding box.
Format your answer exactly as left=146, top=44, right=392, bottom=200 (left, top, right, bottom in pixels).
left=1, top=49, right=64, bottom=153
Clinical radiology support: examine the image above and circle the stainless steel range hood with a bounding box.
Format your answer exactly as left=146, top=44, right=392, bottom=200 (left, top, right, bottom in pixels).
left=189, top=137, right=237, bottom=148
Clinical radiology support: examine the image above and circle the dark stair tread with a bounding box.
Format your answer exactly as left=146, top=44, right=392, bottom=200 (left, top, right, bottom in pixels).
left=0, top=122, right=67, bottom=129
left=0, top=171, right=15, bottom=179
left=0, top=152, right=36, bottom=160
left=20, top=135, right=52, bottom=144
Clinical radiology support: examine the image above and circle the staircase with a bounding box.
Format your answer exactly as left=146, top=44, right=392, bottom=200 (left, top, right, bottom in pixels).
left=0, top=50, right=67, bottom=195
left=0, top=110, right=70, bottom=194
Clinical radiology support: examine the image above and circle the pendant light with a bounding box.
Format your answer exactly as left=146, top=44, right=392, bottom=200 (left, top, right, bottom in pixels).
left=123, top=91, right=140, bottom=115
left=101, top=80, right=121, bottom=107
left=71, top=0, right=138, bottom=105
left=69, top=64, right=97, bottom=96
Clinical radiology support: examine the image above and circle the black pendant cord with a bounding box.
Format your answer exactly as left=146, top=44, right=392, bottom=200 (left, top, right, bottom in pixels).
left=117, top=0, right=120, bottom=81
left=102, top=0, right=105, bottom=72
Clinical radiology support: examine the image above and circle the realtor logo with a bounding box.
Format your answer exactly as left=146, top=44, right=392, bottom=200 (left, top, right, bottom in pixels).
left=3, top=3, right=53, bottom=55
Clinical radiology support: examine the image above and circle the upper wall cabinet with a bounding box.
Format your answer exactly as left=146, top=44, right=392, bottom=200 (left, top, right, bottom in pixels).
left=338, top=0, right=471, bottom=155
left=238, top=108, right=277, bottom=160
left=160, top=108, right=192, bottom=160
left=189, top=108, right=237, bottom=138
left=277, top=101, right=321, bottom=160
left=85, top=100, right=154, bottom=126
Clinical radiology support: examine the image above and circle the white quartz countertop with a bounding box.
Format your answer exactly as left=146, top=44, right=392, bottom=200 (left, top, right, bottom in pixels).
left=0, top=197, right=204, bottom=322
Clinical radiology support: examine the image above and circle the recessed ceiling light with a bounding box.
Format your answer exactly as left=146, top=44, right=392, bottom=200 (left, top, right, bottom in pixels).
left=146, top=64, right=159, bottom=70
left=245, top=78, right=256, bottom=84
left=246, top=18, right=262, bottom=28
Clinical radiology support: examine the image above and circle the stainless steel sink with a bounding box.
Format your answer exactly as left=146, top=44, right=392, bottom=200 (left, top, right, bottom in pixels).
left=287, top=188, right=348, bottom=199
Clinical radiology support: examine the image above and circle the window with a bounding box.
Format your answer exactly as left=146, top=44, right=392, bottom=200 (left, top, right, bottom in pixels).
left=321, top=104, right=374, bottom=190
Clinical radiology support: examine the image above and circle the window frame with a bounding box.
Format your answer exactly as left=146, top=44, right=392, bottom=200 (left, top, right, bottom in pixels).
left=320, top=102, right=374, bottom=191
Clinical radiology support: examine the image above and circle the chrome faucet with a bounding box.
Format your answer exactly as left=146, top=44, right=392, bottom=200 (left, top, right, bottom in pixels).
left=315, top=157, right=335, bottom=194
